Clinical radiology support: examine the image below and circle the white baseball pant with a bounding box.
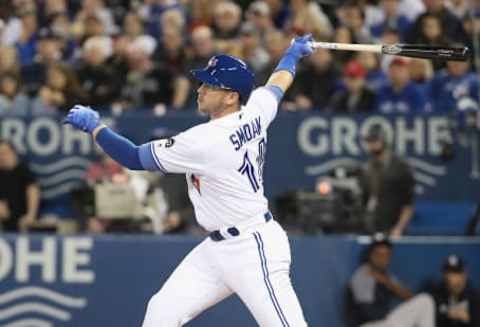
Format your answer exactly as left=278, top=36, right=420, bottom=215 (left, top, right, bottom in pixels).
left=141, top=220, right=307, bottom=326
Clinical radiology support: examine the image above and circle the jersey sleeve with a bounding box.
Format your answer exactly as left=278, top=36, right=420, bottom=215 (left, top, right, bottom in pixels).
left=139, top=126, right=206, bottom=174
left=245, top=87, right=280, bottom=127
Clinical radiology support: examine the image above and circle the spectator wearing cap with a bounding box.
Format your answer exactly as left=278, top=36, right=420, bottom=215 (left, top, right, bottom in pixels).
left=424, top=255, right=480, bottom=327
left=20, top=27, right=63, bottom=97
left=358, top=124, right=415, bottom=236
left=328, top=60, right=376, bottom=113
left=427, top=59, right=479, bottom=113
left=375, top=57, right=430, bottom=113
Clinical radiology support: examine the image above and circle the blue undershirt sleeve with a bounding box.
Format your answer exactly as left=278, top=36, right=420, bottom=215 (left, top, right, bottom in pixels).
left=95, top=127, right=145, bottom=170
left=138, top=143, right=162, bottom=171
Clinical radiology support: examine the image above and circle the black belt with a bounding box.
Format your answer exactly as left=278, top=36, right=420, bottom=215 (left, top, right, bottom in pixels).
left=209, top=212, right=273, bottom=242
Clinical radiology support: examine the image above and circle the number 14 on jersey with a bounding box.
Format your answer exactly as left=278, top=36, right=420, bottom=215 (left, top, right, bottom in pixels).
left=238, top=138, right=266, bottom=192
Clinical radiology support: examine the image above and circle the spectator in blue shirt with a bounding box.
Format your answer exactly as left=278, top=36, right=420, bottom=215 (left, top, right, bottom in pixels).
left=370, top=0, right=411, bottom=41
left=427, top=60, right=480, bottom=113
left=375, top=57, right=430, bottom=113
left=14, top=7, right=39, bottom=66
left=356, top=52, right=388, bottom=92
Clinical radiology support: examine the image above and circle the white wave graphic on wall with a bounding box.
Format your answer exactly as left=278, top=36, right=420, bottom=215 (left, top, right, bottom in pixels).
left=38, top=169, right=87, bottom=188
left=3, top=318, right=52, bottom=327
left=0, top=287, right=87, bottom=327
left=41, top=181, right=84, bottom=200
left=0, top=287, right=86, bottom=307
left=304, top=156, right=447, bottom=191
left=30, top=157, right=92, bottom=174
left=0, top=302, right=71, bottom=321
left=407, top=158, right=447, bottom=176
left=30, top=156, right=92, bottom=200
left=305, top=157, right=362, bottom=175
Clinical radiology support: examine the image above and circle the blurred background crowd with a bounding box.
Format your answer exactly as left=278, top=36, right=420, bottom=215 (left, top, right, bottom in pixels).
left=0, top=0, right=479, bottom=116
left=0, top=0, right=480, bottom=237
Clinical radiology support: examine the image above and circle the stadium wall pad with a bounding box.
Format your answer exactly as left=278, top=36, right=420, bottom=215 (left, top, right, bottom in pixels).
left=0, top=235, right=478, bottom=327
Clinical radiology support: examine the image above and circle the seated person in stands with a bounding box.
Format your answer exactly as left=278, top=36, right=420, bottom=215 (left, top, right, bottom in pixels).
left=0, top=74, right=30, bottom=115
left=375, top=57, right=430, bottom=113
left=0, top=139, right=40, bottom=232
left=327, top=59, right=376, bottom=113
left=346, top=235, right=413, bottom=325
left=346, top=235, right=435, bottom=327
left=83, top=153, right=130, bottom=233
left=425, top=255, right=480, bottom=327
left=83, top=152, right=194, bottom=234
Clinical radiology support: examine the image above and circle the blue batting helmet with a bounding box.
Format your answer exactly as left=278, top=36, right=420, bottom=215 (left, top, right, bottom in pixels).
left=191, top=54, right=255, bottom=104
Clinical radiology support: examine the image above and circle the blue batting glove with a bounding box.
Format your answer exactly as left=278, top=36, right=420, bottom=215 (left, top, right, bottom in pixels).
left=275, top=34, right=314, bottom=76
left=286, top=34, right=315, bottom=59
left=64, top=105, right=100, bottom=133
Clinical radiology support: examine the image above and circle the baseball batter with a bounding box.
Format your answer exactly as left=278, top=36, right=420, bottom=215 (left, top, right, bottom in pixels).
left=65, top=35, right=314, bottom=326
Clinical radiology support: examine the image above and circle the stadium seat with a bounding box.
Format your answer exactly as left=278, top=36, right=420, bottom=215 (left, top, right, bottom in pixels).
left=407, top=201, right=477, bottom=235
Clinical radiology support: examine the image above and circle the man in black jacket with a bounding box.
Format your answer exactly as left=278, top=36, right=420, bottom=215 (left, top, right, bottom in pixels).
left=359, top=125, right=415, bottom=236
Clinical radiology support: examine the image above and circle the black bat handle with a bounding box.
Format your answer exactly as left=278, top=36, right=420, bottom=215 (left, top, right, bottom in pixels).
left=382, top=44, right=471, bottom=61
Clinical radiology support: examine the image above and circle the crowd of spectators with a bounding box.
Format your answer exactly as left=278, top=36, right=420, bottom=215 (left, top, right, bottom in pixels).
left=0, top=0, right=479, bottom=116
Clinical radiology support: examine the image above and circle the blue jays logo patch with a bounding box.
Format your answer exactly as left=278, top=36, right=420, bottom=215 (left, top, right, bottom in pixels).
left=208, top=58, right=218, bottom=68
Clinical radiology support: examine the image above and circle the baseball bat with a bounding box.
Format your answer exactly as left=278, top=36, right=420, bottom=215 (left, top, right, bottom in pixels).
left=311, top=42, right=470, bottom=61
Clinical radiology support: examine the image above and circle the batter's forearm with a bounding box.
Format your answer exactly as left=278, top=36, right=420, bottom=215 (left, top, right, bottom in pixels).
left=92, top=126, right=145, bottom=170
left=266, top=71, right=294, bottom=94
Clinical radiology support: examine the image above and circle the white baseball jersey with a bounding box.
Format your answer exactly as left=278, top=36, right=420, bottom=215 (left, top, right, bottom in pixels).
left=147, top=87, right=278, bottom=231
